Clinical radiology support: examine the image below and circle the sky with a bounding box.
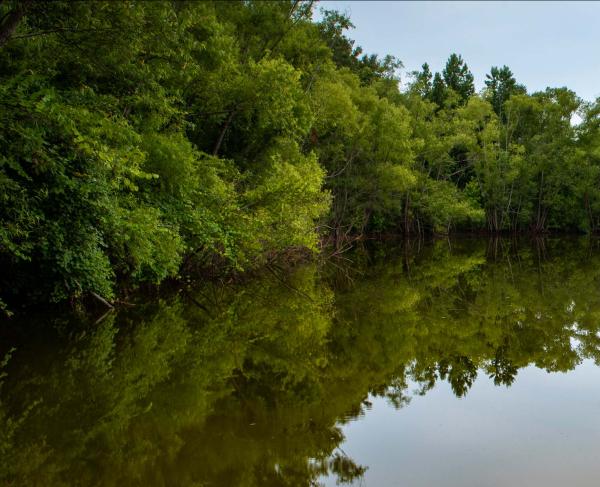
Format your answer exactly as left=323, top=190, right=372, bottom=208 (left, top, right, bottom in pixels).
left=316, top=1, right=600, bottom=102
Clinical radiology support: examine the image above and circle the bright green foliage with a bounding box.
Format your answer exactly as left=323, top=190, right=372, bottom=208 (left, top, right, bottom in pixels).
left=575, top=99, right=600, bottom=232
left=500, top=88, right=581, bottom=231
left=0, top=0, right=330, bottom=304
left=411, top=63, right=433, bottom=99
left=309, top=69, right=418, bottom=239
left=405, top=55, right=591, bottom=235
left=1, top=1, right=600, bottom=306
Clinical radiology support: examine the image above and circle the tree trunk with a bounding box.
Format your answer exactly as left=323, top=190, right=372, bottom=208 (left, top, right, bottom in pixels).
left=585, top=191, right=595, bottom=233
left=212, top=109, right=237, bottom=156
left=535, top=171, right=544, bottom=233
left=0, top=0, right=32, bottom=48
left=403, top=193, right=411, bottom=234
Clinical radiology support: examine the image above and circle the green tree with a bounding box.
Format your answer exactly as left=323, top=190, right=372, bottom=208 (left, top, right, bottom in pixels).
left=484, top=65, right=526, bottom=119
left=442, top=53, right=475, bottom=104
left=410, top=62, right=433, bottom=99
left=430, top=72, right=447, bottom=107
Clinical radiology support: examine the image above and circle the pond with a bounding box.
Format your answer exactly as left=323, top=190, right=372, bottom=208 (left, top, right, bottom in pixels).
left=2, top=237, right=600, bottom=486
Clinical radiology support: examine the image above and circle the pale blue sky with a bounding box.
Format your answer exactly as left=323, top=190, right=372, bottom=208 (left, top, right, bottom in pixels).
left=316, top=1, right=600, bottom=102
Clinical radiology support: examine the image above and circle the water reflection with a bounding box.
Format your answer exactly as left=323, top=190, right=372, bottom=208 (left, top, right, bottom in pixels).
left=3, top=238, right=600, bottom=486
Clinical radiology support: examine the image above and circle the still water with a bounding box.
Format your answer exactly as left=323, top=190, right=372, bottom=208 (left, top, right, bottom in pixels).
left=3, top=238, right=600, bottom=486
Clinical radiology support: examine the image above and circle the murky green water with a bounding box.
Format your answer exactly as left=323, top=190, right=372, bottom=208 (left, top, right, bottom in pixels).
left=3, top=238, right=600, bottom=486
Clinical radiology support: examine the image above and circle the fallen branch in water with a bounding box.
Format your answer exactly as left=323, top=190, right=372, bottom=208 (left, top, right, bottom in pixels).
left=94, top=308, right=114, bottom=325
left=90, top=292, right=114, bottom=309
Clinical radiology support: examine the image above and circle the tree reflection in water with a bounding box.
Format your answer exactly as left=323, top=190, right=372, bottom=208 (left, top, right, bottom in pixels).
left=3, top=237, right=600, bottom=486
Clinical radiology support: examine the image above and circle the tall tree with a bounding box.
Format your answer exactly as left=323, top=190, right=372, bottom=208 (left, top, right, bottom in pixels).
left=430, top=72, right=447, bottom=107
left=442, top=53, right=475, bottom=103
left=484, top=65, right=526, bottom=118
left=411, top=62, right=433, bottom=99
left=317, top=9, right=401, bottom=86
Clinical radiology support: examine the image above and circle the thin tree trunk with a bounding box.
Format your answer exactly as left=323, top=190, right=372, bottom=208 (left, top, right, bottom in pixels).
left=212, top=109, right=236, bottom=156
left=501, top=181, right=514, bottom=230
left=585, top=191, right=595, bottom=232
left=513, top=196, right=522, bottom=233
left=403, top=193, right=411, bottom=234
left=535, top=170, right=544, bottom=233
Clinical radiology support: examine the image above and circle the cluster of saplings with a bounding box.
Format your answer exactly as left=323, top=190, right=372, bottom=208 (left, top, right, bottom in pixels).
left=1, top=0, right=599, bottom=306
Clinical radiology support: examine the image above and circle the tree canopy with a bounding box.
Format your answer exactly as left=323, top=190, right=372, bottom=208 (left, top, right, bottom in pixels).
left=1, top=0, right=599, bottom=306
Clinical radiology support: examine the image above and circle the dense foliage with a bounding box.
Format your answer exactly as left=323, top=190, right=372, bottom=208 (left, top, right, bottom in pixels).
left=2, top=0, right=600, bottom=304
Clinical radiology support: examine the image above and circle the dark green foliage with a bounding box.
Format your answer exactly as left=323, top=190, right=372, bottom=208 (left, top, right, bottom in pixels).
left=430, top=72, right=447, bottom=107
left=442, top=53, right=475, bottom=103
left=485, top=65, right=526, bottom=118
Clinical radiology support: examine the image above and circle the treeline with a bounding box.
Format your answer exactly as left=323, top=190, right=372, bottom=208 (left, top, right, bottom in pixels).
left=1, top=0, right=600, bottom=305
